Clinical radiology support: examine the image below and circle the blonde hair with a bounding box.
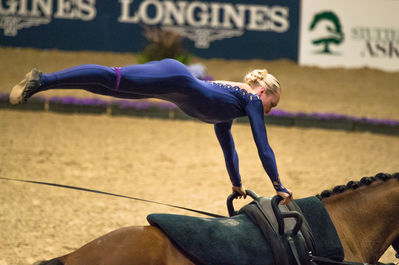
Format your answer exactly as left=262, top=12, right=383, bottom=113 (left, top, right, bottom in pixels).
left=244, top=69, right=281, bottom=95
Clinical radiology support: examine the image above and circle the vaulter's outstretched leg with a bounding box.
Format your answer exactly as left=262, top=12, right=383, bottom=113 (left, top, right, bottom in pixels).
left=9, top=64, right=141, bottom=104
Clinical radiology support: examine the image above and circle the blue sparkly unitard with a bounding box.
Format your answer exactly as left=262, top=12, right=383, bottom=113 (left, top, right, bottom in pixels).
left=39, top=59, right=286, bottom=192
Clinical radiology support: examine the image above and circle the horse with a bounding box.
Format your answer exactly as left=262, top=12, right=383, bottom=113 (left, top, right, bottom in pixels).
left=36, top=172, right=399, bottom=265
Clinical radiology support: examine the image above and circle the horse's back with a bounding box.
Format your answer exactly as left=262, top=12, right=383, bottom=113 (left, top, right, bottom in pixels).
left=57, top=226, right=194, bottom=265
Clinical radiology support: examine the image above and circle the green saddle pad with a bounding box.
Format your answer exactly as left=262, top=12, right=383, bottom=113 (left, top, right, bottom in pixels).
left=147, top=213, right=274, bottom=265
left=147, top=196, right=344, bottom=265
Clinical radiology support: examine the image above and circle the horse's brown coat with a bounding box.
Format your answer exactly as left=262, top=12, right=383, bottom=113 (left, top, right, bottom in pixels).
left=59, top=226, right=194, bottom=265
left=323, top=178, right=399, bottom=263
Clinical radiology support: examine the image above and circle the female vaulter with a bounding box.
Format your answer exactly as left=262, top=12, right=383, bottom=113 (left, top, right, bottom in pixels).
left=10, top=59, right=293, bottom=204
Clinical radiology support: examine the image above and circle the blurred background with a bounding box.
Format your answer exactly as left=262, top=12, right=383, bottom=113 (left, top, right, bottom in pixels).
left=0, top=0, right=398, bottom=264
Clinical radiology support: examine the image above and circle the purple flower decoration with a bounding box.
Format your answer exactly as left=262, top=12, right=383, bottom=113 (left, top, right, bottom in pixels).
left=1, top=92, right=399, bottom=129
left=269, top=109, right=296, bottom=118
left=269, top=109, right=399, bottom=128
left=0, top=93, right=10, bottom=100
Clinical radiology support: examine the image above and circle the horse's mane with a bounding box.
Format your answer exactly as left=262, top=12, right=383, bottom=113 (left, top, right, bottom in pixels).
left=316, top=172, right=399, bottom=200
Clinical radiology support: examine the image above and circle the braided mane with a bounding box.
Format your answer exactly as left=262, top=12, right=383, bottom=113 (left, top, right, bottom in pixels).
left=316, top=172, right=399, bottom=200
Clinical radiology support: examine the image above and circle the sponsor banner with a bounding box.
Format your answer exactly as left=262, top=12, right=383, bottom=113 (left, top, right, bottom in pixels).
left=299, top=0, right=399, bottom=72
left=0, top=0, right=299, bottom=60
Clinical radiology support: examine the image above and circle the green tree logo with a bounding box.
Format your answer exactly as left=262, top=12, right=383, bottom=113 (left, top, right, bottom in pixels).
left=309, top=11, right=344, bottom=54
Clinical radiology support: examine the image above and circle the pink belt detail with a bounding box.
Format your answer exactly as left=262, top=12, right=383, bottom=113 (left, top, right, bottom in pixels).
left=111, top=67, right=121, bottom=90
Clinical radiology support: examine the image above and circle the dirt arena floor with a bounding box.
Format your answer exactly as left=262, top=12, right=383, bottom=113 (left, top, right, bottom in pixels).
left=0, top=47, right=399, bottom=265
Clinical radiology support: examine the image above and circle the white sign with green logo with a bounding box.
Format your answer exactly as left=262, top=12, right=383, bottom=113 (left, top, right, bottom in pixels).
left=299, top=0, right=399, bottom=72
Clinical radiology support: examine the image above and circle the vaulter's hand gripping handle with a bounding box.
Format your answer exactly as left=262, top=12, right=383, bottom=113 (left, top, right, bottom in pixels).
left=272, top=195, right=303, bottom=236
left=227, top=189, right=259, bottom=217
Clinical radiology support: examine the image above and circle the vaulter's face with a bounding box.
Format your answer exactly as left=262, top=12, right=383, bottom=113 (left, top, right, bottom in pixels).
left=261, top=91, right=280, bottom=114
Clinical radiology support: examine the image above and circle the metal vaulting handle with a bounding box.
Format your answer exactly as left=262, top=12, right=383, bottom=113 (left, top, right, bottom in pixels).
left=271, top=195, right=303, bottom=236
left=227, top=189, right=259, bottom=217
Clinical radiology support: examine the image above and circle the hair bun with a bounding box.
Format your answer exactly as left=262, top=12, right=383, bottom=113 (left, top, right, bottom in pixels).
left=244, top=69, right=268, bottom=84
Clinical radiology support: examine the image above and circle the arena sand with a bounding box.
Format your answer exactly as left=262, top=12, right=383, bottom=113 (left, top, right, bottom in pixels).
left=0, top=47, right=399, bottom=264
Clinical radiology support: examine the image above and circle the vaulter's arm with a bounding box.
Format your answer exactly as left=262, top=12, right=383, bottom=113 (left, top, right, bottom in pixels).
left=245, top=101, right=286, bottom=192
left=214, top=121, right=242, bottom=187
